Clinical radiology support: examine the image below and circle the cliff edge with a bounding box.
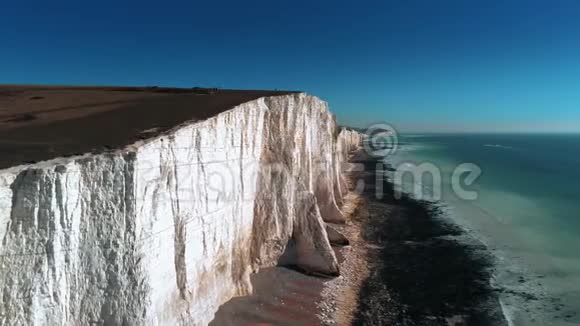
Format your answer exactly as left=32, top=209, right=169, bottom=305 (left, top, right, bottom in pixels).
left=0, top=87, right=362, bottom=325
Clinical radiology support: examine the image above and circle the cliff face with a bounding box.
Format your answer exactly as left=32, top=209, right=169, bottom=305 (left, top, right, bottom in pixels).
left=0, top=93, right=361, bottom=325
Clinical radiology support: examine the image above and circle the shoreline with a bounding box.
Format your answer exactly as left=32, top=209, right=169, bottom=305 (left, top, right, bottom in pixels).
left=321, top=153, right=508, bottom=325
left=387, top=134, right=580, bottom=325
left=318, top=192, right=369, bottom=325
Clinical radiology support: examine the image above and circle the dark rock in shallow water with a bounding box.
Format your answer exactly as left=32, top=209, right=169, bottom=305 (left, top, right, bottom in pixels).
left=351, top=157, right=507, bottom=326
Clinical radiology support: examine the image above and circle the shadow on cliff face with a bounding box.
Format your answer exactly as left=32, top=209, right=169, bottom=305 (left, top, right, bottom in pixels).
left=351, top=158, right=507, bottom=326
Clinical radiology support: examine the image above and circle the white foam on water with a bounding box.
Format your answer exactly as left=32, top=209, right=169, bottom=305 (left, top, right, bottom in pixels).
left=382, top=155, right=575, bottom=325
left=499, top=298, right=516, bottom=326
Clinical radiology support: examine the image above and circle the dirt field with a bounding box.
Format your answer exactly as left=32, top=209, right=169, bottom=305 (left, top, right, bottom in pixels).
left=0, top=85, right=294, bottom=169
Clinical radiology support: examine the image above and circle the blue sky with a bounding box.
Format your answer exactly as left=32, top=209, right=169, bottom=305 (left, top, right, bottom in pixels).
left=2, top=0, right=580, bottom=132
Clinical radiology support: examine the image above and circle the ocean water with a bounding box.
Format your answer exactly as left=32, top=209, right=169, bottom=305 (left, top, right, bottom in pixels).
left=386, top=133, right=580, bottom=325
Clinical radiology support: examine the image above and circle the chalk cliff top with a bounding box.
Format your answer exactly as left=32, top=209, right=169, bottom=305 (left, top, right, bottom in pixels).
left=0, top=85, right=296, bottom=169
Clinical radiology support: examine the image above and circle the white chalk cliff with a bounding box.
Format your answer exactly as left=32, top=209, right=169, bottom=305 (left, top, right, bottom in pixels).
left=0, top=93, right=362, bottom=325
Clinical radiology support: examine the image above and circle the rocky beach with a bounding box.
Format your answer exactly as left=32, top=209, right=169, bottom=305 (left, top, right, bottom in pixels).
left=212, top=150, right=508, bottom=326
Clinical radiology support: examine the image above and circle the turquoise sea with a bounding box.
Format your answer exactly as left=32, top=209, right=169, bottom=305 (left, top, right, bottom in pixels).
left=387, top=133, right=580, bottom=325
